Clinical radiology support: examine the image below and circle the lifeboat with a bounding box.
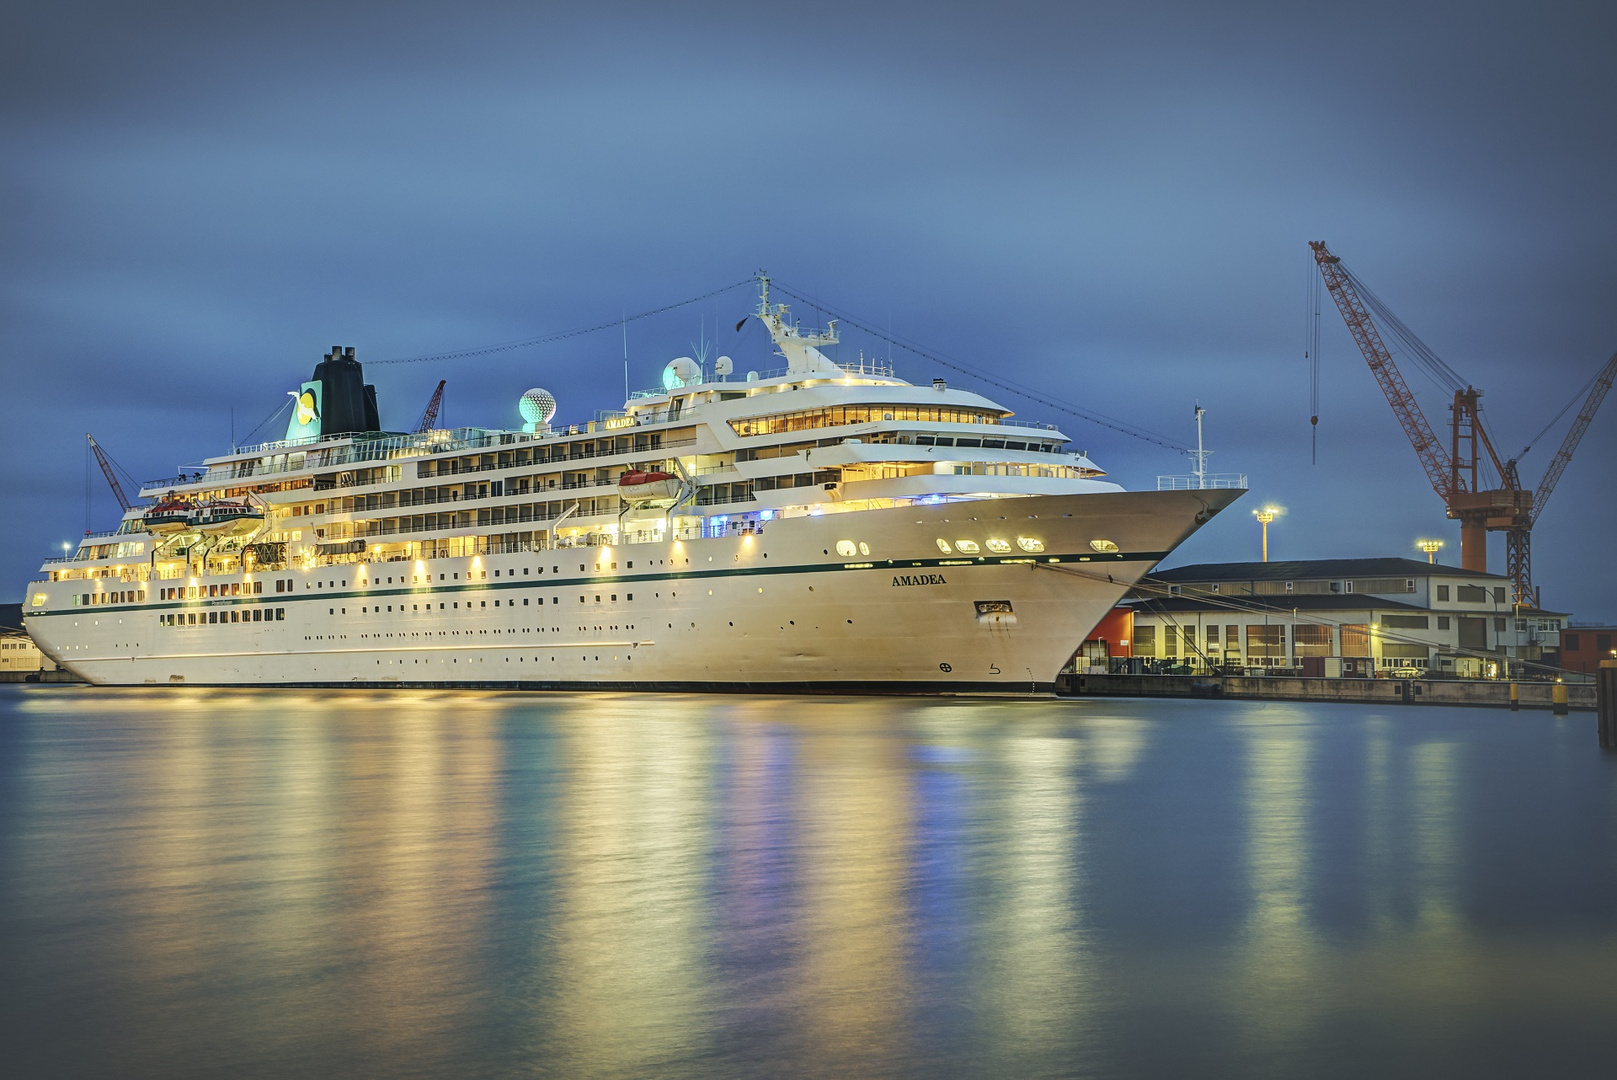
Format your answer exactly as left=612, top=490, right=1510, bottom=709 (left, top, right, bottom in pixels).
left=186, top=499, right=264, bottom=536
left=617, top=469, right=681, bottom=505
left=142, top=499, right=194, bottom=535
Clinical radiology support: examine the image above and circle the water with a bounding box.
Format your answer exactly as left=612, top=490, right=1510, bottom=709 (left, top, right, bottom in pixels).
left=2, top=685, right=1614, bottom=1080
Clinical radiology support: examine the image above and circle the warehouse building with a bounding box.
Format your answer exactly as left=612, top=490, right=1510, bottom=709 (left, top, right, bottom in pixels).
left=1111, top=558, right=1568, bottom=677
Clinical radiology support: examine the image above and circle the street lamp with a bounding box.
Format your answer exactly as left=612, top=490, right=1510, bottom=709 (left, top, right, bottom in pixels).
left=1417, top=539, right=1444, bottom=563
left=1252, top=505, right=1283, bottom=562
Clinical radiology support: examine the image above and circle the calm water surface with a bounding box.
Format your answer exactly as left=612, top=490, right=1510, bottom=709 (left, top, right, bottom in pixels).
left=2, top=685, right=1614, bottom=1079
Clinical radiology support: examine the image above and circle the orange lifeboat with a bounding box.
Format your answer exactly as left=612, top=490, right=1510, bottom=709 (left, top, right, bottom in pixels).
left=617, top=470, right=681, bottom=505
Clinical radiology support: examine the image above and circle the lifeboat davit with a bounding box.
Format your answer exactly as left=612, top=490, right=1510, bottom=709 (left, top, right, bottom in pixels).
left=617, top=470, right=681, bottom=505
left=143, top=499, right=194, bottom=535
left=186, top=499, right=264, bottom=536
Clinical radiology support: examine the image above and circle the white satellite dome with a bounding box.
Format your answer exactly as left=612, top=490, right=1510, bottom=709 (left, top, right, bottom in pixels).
left=713, top=355, right=733, bottom=377
left=662, top=356, right=702, bottom=391
left=519, top=387, right=557, bottom=430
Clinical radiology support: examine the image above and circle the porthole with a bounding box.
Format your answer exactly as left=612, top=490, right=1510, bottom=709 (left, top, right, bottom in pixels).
left=858, top=542, right=870, bottom=556
left=1090, top=539, right=1120, bottom=553
left=955, top=540, right=980, bottom=554
left=935, top=539, right=953, bottom=553
left=985, top=538, right=1012, bottom=554
left=835, top=540, right=857, bottom=557
left=1016, top=537, right=1045, bottom=552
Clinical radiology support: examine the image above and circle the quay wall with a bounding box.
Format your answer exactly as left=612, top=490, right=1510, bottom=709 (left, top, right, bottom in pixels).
left=1060, top=673, right=1596, bottom=712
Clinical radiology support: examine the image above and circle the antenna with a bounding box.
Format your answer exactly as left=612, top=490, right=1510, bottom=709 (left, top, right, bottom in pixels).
left=621, top=309, right=629, bottom=401
left=1191, top=402, right=1210, bottom=489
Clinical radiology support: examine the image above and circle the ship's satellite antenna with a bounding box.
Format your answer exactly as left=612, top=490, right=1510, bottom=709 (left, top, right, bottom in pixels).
left=714, top=356, right=733, bottom=379
left=519, top=388, right=557, bottom=433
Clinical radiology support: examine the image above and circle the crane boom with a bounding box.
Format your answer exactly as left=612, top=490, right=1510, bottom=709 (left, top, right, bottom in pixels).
left=1309, top=241, right=1452, bottom=500
left=415, top=380, right=446, bottom=433
left=1531, top=349, right=1617, bottom=526
left=87, top=434, right=131, bottom=513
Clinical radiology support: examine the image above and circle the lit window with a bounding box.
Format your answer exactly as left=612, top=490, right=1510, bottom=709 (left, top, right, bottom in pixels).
left=955, top=540, right=980, bottom=554
left=985, top=538, right=1012, bottom=554
left=835, top=540, right=857, bottom=557
left=1089, top=539, right=1119, bottom=553
left=935, top=539, right=952, bottom=553
left=1016, top=537, right=1044, bottom=552
left=858, top=542, right=870, bottom=556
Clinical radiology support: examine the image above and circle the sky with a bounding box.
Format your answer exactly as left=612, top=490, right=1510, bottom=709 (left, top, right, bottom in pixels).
left=4, top=0, right=1615, bottom=618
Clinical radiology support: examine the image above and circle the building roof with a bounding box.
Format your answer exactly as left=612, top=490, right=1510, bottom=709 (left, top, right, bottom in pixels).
left=1149, top=557, right=1501, bottom=583
left=1128, top=594, right=1427, bottom=616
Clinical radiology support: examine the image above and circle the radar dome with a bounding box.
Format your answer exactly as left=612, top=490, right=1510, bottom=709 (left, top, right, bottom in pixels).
left=713, top=355, right=734, bottom=377
left=662, top=356, right=702, bottom=391
left=519, top=387, right=557, bottom=431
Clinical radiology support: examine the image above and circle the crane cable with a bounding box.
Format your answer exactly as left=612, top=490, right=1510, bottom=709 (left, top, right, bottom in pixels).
left=767, top=280, right=1192, bottom=453
left=1511, top=363, right=1607, bottom=463
left=1305, top=255, right=1321, bottom=464
left=1340, top=264, right=1469, bottom=394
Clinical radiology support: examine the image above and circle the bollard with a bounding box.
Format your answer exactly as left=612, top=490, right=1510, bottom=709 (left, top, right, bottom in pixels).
left=1509, top=682, right=1519, bottom=712
left=1552, top=680, right=1568, bottom=717
left=1600, top=661, right=1617, bottom=750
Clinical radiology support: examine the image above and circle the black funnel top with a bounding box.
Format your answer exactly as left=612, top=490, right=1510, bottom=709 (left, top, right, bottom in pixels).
left=311, top=346, right=380, bottom=436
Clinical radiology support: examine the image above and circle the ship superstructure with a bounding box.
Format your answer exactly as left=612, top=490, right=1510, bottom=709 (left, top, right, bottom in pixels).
left=23, top=281, right=1242, bottom=690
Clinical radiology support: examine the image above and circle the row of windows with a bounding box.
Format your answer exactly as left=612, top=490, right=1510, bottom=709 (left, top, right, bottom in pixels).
left=163, top=608, right=285, bottom=626
left=160, top=580, right=275, bottom=600
left=729, top=405, right=1004, bottom=438
left=341, top=593, right=636, bottom=613
left=74, top=590, right=146, bottom=606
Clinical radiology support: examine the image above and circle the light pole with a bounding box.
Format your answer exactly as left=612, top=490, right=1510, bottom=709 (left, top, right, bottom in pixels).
left=1252, top=506, right=1282, bottom=562
left=1417, top=539, right=1444, bottom=564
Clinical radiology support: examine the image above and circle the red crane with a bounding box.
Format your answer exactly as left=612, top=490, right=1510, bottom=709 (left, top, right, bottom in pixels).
left=86, top=433, right=132, bottom=514
left=415, top=380, right=446, bottom=433
left=1310, top=241, right=1614, bottom=609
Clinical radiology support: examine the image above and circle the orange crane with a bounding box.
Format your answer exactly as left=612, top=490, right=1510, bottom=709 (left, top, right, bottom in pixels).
left=1310, top=241, right=1616, bottom=608
left=87, top=433, right=132, bottom=514
left=415, top=380, right=446, bottom=433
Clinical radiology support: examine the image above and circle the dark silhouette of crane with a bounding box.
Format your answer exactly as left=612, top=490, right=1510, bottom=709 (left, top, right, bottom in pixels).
left=1310, top=241, right=1615, bottom=608
left=87, top=434, right=131, bottom=514
left=415, top=380, right=446, bottom=433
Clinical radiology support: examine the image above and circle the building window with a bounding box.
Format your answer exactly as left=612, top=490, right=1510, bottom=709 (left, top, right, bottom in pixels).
left=1134, top=625, right=1156, bottom=657
left=1245, top=625, right=1285, bottom=660
left=1437, top=585, right=1450, bottom=601
left=1564, top=633, right=1579, bottom=651
left=1495, top=618, right=1506, bottom=632
left=1341, top=624, right=1370, bottom=656
left=1438, top=616, right=1450, bottom=630
left=1457, top=585, right=1487, bottom=602
left=1294, top=624, right=1331, bottom=657
left=1598, top=633, right=1612, bottom=653
left=1493, top=587, right=1506, bottom=603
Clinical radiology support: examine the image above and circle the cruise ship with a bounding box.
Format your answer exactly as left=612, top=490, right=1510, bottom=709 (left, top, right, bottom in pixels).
left=23, top=282, right=1243, bottom=691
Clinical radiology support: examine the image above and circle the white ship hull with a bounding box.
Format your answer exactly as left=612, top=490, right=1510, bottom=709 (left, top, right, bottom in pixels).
left=26, top=489, right=1239, bottom=692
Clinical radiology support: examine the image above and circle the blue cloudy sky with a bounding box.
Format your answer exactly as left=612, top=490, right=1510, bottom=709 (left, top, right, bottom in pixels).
left=4, top=0, right=1614, bottom=617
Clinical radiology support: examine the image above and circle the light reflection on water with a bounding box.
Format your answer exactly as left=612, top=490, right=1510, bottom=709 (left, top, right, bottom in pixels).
left=2, top=687, right=1616, bottom=1079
